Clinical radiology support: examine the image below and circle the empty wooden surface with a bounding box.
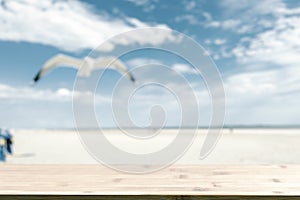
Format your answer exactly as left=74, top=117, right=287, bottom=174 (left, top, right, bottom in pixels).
left=0, top=165, right=300, bottom=198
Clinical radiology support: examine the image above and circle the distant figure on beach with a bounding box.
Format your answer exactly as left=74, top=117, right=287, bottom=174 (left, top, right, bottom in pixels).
left=31, top=54, right=136, bottom=85
left=0, top=128, right=13, bottom=162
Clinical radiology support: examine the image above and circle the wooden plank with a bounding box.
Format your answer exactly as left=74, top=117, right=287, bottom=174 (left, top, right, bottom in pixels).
left=0, top=165, right=300, bottom=197
left=0, top=196, right=300, bottom=200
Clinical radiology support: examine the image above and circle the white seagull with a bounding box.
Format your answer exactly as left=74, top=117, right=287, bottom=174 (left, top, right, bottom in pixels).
left=32, top=54, right=135, bottom=84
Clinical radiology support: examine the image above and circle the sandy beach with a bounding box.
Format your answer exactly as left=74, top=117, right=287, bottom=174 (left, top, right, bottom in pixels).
left=4, top=128, right=300, bottom=165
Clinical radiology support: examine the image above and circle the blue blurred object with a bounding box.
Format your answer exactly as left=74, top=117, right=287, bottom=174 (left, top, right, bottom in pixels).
left=0, top=128, right=13, bottom=162
left=0, top=146, right=4, bottom=161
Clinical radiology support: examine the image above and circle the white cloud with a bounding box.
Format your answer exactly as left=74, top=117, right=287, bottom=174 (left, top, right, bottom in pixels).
left=221, top=19, right=241, bottom=30
left=56, top=88, right=72, bottom=97
left=220, top=0, right=285, bottom=16
left=214, top=38, right=226, bottom=45
left=185, top=1, right=196, bottom=11
left=0, top=84, right=75, bottom=128
left=202, top=1, right=300, bottom=65
left=202, top=12, right=212, bottom=21
left=205, top=20, right=220, bottom=28
left=205, top=18, right=253, bottom=34
left=223, top=68, right=300, bottom=125
left=123, top=0, right=157, bottom=12
left=203, top=13, right=241, bottom=30
left=232, top=10, right=300, bottom=68
left=204, top=38, right=226, bottom=46
left=201, top=4, right=300, bottom=124
left=0, top=0, right=175, bottom=52
left=0, top=83, right=72, bottom=101
left=225, top=71, right=277, bottom=95
left=175, top=15, right=199, bottom=25
left=125, top=0, right=150, bottom=6
left=172, top=63, right=198, bottom=75
left=224, top=1, right=300, bottom=124
left=204, top=1, right=288, bottom=33
left=205, top=18, right=256, bottom=35
left=203, top=39, right=229, bottom=60
left=0, top=83, right=111, bottom=103
left=277, top=7, right=300, bottom=15
left=213, top=54, right=220, bottom=60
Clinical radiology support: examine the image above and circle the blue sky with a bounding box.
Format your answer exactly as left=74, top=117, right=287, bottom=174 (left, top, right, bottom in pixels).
left=0, top=0, right=300, bottom=128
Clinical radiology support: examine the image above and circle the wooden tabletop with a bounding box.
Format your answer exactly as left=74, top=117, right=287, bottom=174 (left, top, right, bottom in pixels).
left=0, top=164, right=300, bottom=198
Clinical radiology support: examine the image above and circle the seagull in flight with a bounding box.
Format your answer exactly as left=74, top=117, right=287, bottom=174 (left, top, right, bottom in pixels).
left=32, top=54, right=135, bottom=85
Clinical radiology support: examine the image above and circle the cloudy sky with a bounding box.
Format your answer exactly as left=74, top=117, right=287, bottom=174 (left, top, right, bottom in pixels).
left=0, top=0, right=300, bottom=128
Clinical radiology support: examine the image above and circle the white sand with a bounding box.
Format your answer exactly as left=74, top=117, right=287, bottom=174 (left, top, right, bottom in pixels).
left=5, top=128, right=300, bottom=164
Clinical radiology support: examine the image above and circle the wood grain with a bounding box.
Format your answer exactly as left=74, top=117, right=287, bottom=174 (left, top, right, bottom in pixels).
left=0, top=165, right=300, bottom=197
left=1, top=196, right=300, bottom=200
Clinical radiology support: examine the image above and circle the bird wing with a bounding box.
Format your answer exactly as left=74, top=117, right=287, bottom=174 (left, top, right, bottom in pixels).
left=32, top=54, right=83, bottom=84
left=93, top=57, right=135, bottom=82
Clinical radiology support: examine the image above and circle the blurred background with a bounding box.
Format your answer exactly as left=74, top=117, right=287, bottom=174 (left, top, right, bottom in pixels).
left=0, top=0, right=299, bottom=129
left=0, top=0, right=300, bottom=165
